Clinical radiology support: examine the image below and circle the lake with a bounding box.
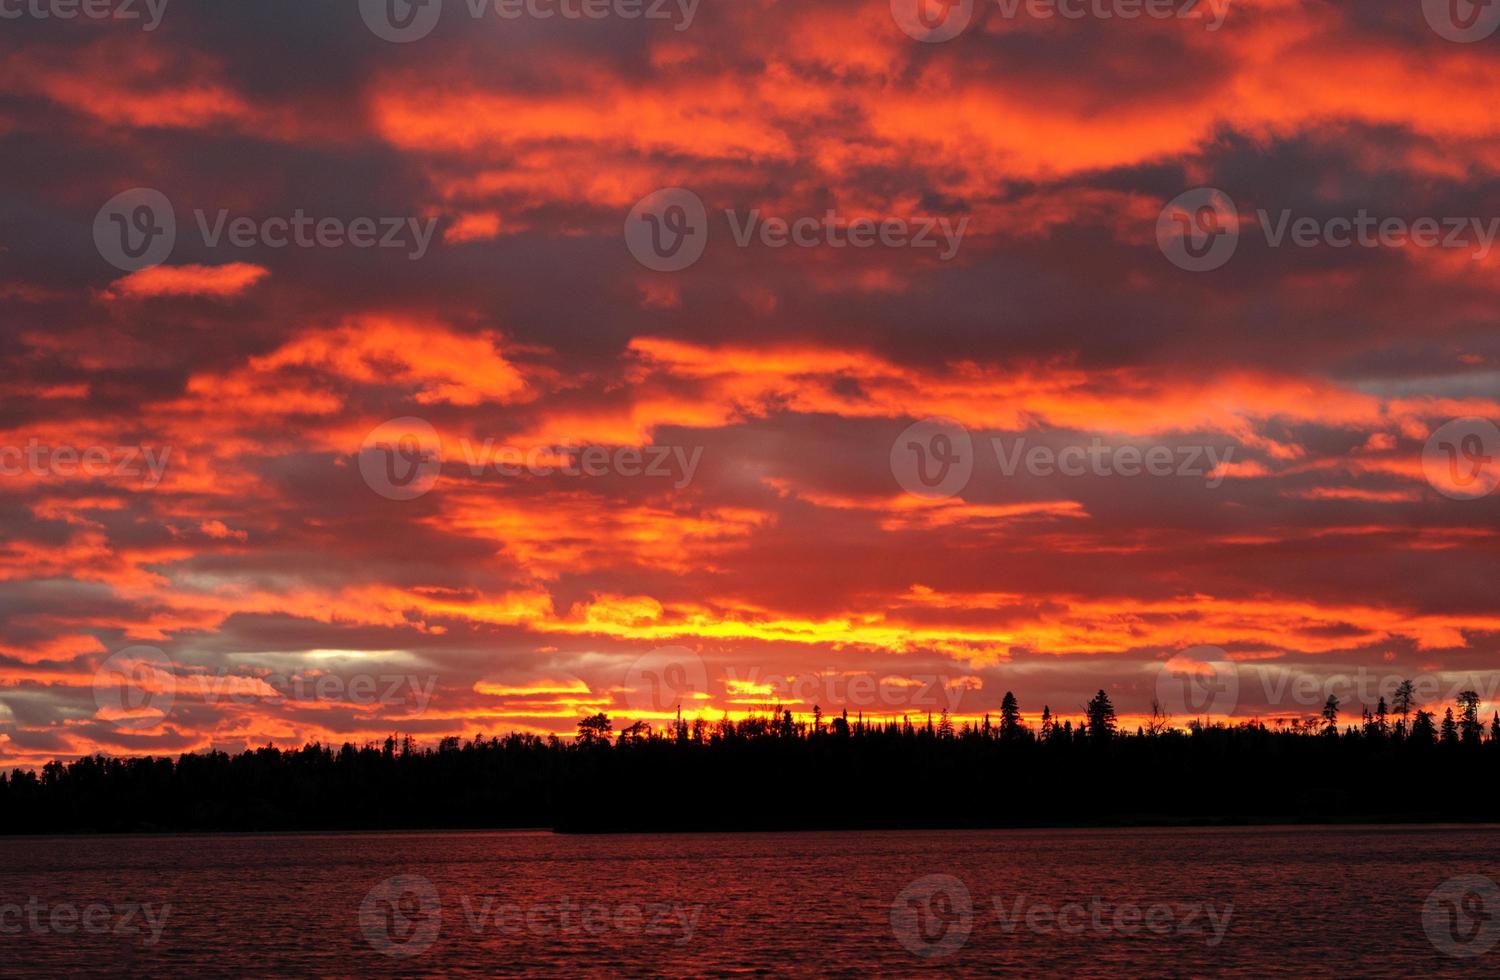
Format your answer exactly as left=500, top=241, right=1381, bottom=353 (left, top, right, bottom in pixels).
left=0, top=825, right=1495, bottom=975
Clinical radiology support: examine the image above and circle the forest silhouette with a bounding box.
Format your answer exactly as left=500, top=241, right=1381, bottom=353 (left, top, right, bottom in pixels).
left=5, top=689, right=1500, bottom=833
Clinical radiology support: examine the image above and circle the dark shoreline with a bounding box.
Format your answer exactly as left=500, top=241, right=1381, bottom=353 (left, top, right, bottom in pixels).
left=554, top=814, right=1500, bottom=834
left=9, top=719, right=1500, bottom=835
left=5, top=815, right=1499, bottom=837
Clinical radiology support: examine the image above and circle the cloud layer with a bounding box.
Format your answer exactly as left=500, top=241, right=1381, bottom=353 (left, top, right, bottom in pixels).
left=1, top=0, right=1498, bottom=764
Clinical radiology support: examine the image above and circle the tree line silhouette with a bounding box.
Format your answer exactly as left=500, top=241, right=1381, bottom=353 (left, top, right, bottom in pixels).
left=4, top=687, right=1500, bottom=833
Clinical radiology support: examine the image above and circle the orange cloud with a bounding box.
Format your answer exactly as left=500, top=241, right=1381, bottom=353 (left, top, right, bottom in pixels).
left=103, top=263, right=269, bottom=300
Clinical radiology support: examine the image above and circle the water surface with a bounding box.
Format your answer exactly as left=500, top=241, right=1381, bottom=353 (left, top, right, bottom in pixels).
left=0, top=825, right=1494, bottom=976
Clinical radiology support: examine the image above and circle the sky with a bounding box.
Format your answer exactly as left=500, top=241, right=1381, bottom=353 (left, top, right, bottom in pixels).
left=1, top=0, right=1498, bottom=766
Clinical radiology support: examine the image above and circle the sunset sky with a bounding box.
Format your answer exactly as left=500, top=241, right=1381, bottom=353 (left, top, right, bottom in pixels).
left=2, top=0, right=1498, bottom=766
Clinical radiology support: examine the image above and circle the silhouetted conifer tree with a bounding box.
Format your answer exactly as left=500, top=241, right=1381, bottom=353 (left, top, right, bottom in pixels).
left=1321, top=695, right=1340, bottom=736
left=1457, top=691, right=1482, bottom=746
left=1000, top=692, right=1024, bottom=741
left=1085, top=690, right=1117, bottom=742
left=1392, top=680, right=1416, bottom=737
left=1412, top=709, right=1436, bottom=746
